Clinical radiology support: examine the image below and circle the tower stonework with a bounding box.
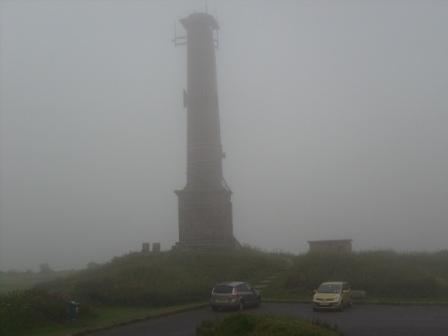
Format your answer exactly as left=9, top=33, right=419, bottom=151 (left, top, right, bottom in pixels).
left=175, top=13, right=238, bottom=248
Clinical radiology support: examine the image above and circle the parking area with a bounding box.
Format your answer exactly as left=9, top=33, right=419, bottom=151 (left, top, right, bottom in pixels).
left=92, top=302, right=448, bottom=336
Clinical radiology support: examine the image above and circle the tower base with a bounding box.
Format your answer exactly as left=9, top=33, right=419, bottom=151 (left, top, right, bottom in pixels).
left=175, top=187, right=238, bottom=248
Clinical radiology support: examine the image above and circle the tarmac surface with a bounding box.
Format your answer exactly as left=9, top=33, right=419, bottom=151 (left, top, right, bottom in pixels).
left=92, top=302, right=448, bottom=336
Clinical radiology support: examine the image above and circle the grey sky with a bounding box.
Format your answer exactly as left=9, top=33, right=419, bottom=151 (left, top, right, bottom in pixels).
left=1, top=0, right=447, bottom=270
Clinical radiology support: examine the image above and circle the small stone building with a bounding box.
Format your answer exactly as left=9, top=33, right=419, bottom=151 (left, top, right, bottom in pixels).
left=141, top=242, right=150, bottom=253
left=308, top=239, right=352, bottom=253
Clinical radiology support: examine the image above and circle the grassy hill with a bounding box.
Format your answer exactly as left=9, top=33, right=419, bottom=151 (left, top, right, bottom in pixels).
left=38, top=247, right=287, bottom=306
left=263, top=250, right=448, bottom=302
left=3, top=248, right=448, bottom=335
left=0, top=270, right=74, bottom=294
left=1, top=247, right=287, bottom=335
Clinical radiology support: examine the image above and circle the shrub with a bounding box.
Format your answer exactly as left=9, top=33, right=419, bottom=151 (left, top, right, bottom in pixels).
left=0, top=288, right=93, bottom=335
left=38, top=248, right=286, bottom=306
left=282, top=251, right=448, bottom=299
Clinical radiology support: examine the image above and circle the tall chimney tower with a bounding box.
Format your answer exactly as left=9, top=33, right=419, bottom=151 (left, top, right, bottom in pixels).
left=174, top=13, right=238, bottom=248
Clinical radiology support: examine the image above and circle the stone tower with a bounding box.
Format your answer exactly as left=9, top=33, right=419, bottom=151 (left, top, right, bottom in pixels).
left=174, top=13, right=238, bottom=248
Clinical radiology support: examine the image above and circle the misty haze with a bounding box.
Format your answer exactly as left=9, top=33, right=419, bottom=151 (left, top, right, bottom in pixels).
left=2, top=2, right=448, bottom=336
left=1, top=0, right=447, bottom=273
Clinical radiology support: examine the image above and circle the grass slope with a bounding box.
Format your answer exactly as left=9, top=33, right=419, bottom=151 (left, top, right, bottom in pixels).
left=1, top=248, right=286, bottom=335
left=4, top=249, right=448, bottom=335
left=263, top=250, right=448, bottom=301
left=19, top=303, right=206, bottom=336
left=0, top=271, right=74, bottom=294
left=0, top=288, right=93, bottom=336
left=39, top=247, right=287, bottom=306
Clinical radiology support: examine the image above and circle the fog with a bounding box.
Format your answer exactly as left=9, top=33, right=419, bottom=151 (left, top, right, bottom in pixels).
left=0, top=0, right=447, bottom=271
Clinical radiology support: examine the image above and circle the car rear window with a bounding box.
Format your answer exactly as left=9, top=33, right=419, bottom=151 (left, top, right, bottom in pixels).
left=318, top=283, right=342, bottom=293
left=237, top=284, right=251, bottom=292
left=213, top=285, right=234, bottom=294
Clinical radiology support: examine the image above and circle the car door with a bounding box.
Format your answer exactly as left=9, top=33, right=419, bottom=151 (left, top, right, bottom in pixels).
left=245, top=283, right=258, bottom=305
left=342, top=283, right=350, bottom=304
left=344, top=283, right=352, bottom=304
left=249, top=285, right=260, bottom=304
left=237, top=283, right=254, bottom=305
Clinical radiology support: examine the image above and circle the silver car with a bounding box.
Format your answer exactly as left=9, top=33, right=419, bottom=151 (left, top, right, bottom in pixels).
left=210, top=281, right=261, bottom=311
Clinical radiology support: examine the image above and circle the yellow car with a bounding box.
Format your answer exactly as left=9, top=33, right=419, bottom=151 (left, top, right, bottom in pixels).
left=312, top=281, right=352, bottom=311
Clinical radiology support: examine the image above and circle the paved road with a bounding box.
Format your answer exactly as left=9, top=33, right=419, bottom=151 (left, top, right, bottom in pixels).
left=93, top=303, right=448, bottom=336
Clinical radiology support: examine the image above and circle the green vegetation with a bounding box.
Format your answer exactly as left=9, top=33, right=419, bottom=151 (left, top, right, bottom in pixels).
left=0, top=288, right=93, bottom=336
left=196, top=313, right=342, bottom=336
left=0, top=289, right=204, bottom=336
left=38, top=247, right=286, bottom=306
left=0, top=248, right=285, bottom=335
left=263, top=250, right=448, bottom=301
left=0, top=270, right=74, bottom=294
left=3, top=249, right=448, bottom=335
left=10, top=302, right=206, bottom=336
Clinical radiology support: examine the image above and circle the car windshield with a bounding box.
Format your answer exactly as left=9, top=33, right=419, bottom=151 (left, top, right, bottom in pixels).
left=213, top=285, right=234, bottom=294
left=318, top=283, right=342, bottom=293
